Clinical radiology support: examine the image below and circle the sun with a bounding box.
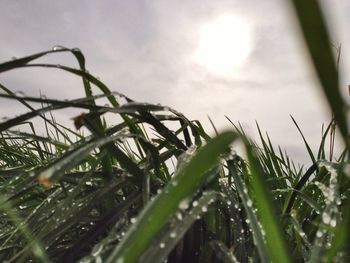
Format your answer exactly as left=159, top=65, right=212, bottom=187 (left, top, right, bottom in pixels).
left=193, top=14, right=253, bottom=76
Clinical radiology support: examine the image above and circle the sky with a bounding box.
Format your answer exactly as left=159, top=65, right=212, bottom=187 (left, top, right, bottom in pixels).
left=0, top=0, right=349, bottom=165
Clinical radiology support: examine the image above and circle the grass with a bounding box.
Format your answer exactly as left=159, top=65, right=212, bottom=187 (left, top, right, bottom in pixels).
left=0, top=1, right=350, bottom=262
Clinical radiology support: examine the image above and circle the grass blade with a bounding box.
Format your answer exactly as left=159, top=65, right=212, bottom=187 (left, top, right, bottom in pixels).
left=289, top=0, right=348, bottom=144
left=245, top=142, right=292, bottom=263
left=106, top=131, right=236, bottom=263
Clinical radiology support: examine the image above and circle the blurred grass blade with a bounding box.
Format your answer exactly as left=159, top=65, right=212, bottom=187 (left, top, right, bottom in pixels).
left=106, top=131, right=236, bottom=263
left=245, top=142, right=292, bottom=263
left=324, top=201, right=350, bottom=262
left=289, top=0, right=348, bottom=144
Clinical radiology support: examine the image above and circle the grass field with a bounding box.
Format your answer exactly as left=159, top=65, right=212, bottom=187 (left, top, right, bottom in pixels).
left=0, top=1, right=349, bottom=262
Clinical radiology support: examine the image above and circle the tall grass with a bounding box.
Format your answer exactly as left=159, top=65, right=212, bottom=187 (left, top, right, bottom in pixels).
left=0, top=1, right=349, bottom=262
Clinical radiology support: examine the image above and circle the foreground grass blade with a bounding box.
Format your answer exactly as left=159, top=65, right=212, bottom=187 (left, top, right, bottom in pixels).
left=245, top=142, right=292, bottom=263
left=106, top=131, right=236, bottom=263
left=289, top=0, right=348, bottom=144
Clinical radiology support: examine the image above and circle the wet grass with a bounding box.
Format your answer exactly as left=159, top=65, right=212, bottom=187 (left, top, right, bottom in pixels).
left=0, top=1, right=350, bottom=262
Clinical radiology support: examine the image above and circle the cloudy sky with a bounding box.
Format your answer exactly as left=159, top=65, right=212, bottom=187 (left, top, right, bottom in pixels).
left=0, top=0, right=349, bottom=165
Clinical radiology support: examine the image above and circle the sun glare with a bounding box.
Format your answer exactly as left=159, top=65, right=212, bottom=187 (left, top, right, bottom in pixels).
left=193, top=14, right=252, bottom=76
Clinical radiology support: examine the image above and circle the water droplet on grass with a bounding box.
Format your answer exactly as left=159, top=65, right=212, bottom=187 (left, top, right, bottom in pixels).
left=179, top=198, right=189, bottom=210
left=316, top=230, right=323, bottom=238
left=14, top=91, right=25, bottom=97
left=247, top=199, right=253, bottom=207
left=52, top=45, right=65, bottom=51
left=322, top=212, right=331, bottom=225
left=330, top=218, right=337, bottom=227
left=176, top=212, right=183, bottom=221
left=159, top=243, right=165, bottom=248
left=72, top=47, right=81, bottom=52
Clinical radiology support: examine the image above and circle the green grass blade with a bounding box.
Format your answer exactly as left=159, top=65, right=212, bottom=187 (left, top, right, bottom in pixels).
left=105, top=131, right=236, bottom=263
left=245, top=142, right=292, bottom=263
left=289, top=0, right=348, bottom=144
left=140, top=191, right=220, bottom=263
left=36, top=133, right=125, bottom=185
left=291, top=116, right=316, bottom=164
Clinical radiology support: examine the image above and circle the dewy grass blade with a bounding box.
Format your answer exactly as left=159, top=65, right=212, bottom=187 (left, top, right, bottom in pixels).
left=139, top=191, right=220, bottom=263
left=324, top=201, right=350, bottom=262
left=36, top=133, right=126, bottom=186
left=289, top=0, right=348, bottom=145
left=105, top=131, right=236, bottom=263
left=227, top=163, right=270, bottom=263
left=245, top=142, right=292, bottom=263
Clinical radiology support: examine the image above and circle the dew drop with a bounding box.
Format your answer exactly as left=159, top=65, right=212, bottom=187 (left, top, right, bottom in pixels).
left=192, top=200, right=199, bottom=207
left=159, top=243, right=165, bottom=248
left=316, top=230, right=323, bottom=238
left=176, top=212, right=183, bottom=221
left=201, top=206, right=208, bottom=212
left=15, top=91, right=25, bottom=97
left=179, top=198, right=189, bottom=210
left=170, top=232, right=177, bottom=238
left=52, top=45, right=65, bottom=51
left=92, top=244, right=103, bottom=257
left=72, top=47, right=81, bottom=52
left=330, top=218, right=337, bottom=227
left=322, top=212, right=331, bottom=225
left=130, top=217, right=137, bottom=224
left=247, top=199, right=253, bottom=207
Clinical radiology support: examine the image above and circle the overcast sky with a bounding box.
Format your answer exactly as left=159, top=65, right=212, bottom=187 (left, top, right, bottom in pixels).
left=1, top=0, right=349, bottom=165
